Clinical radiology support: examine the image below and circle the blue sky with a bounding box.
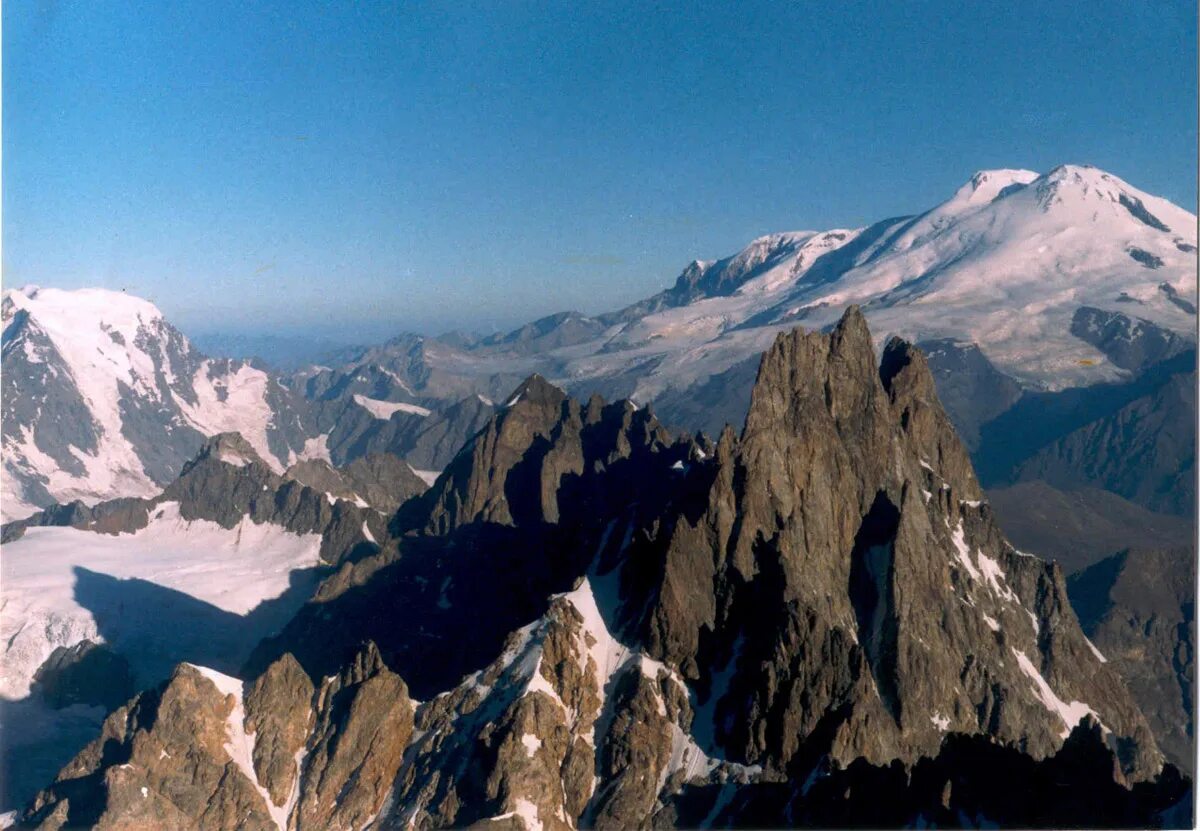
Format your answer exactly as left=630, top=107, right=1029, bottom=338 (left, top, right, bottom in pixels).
left=5, top=0, right=1196, bottom=342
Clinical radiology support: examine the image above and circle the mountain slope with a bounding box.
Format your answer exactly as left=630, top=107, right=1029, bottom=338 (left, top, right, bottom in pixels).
left=987, top=481, right=1193, bottom=573
left=1014, top=368, right=1196, bottom=516
left=1068, top=548, right=1195, bottom=773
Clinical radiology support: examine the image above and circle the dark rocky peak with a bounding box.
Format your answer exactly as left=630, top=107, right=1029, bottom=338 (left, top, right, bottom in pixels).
left=179, top=431, right=276, bottom=478
left=163, top=432, right=286, bottom=527
left=398, top=374, right=575, bottom=533
left=3, top=430, right=388, bottom=566
left=284, top=452, right=427, bottom=514
left=249, top=390, right=685, bottom=702
left=399, top=374, right=673, bottom=534
left=614, top=305, right=1160, bottom=782
left=169, top=434, right=374, bottom=557
left=0, top=436, right=281, bottom=543
left=744, top=304, right=884, bottom=441
left=284, top=457, right=354, bottom=495
left=31, top=640, right=137, bottom=712
left=502, top=372, right=568, bottom=410
left=881, top=336, right=982, bottom=500
left=1, top=496, right=153, bottom=541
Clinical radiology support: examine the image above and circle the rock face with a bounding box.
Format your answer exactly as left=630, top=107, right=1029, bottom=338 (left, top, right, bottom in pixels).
left=1069, top=547, right=1196, bottom=773
left=14, top=308, right=1188, bottom=829
left=23, top=664, right=280, bottom=830
left=283, top=453, right=428, bottom=514
left=23, top=646, right=414, bottom=831
left=292, top=644, right=414, bottom=831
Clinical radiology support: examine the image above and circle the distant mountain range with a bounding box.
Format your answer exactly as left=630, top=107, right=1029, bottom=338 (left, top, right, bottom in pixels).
left=4, top=164, right=1195, bottom=530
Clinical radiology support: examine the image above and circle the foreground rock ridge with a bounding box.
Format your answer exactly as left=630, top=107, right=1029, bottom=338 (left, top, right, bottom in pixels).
left=17, top=308, right=1188, bottom=829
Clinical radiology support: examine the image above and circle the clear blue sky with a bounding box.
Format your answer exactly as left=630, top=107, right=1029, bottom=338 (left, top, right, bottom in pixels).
left=5, top=0, right=1196, bottom=341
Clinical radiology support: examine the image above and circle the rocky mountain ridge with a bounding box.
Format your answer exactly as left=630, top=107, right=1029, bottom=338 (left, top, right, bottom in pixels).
left=14, top=308, right=1188, bottom=829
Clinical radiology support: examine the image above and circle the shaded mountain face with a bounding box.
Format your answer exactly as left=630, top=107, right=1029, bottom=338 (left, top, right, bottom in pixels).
left=1068, top=548, right=1196, bottom=774
left=917, top=339, right=1025, bottom=451
left=1012, top=367, right=1197, bottom=517
left=986, top=481, right=1194, bottom=574
left=970, top=345, right=1196, bottom=517
left=283, top=453, right=427, bottom=515
left=1070, top=306, right=1189, bottom=373
left=19, top=308, right=1185, bottom=830
left=659, top=722, right=1190, bottom=829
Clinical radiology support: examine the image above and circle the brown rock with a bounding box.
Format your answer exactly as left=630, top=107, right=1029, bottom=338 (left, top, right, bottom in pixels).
left=294, top=642, right=414, bottom=831
left=244, top=652, right=315, bottom=808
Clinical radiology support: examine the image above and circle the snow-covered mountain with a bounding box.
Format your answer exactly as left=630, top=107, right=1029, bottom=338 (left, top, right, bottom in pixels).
left=0, top=288, right=494, bottom=521
left=1, top=287, right=320, bottom=519
left=317, top=163, right=1196, bottom=415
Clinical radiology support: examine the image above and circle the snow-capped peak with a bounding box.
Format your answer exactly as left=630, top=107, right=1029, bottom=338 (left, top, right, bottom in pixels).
left=951, top=168, right=1039, bottom=206
left=1, top=286, right=321, bottom=521
left=4, top=285, right=167, bottom=332
left=1026, top=164, right=1196, bottom=235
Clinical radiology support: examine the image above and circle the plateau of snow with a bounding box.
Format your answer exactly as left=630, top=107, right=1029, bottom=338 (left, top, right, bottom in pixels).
left=0, top=501, right=324, bottom=701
